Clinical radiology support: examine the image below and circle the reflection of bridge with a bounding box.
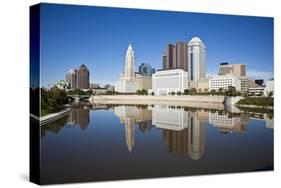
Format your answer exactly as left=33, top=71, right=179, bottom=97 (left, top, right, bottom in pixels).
left=68, top=95, right=91, bottom=101
left=92, top=105, right=109, bottom=110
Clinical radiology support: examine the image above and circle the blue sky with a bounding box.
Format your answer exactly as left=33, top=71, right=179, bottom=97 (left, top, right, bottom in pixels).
left=40, top=3, right=274, bottom=87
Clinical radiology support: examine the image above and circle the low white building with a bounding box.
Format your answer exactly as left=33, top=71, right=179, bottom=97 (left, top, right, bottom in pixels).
left=92, top=88, right=108, bottom=95
left=209, top=75, right=241, bottom=91
left=152, top=69, right=188, bottom=96
left=115, top=80, right=137, bottom=93
left=248, top=87, right=265, bottom=96
left=239, top=76, right=257, bottom=93
left=264, top=79, right=274, bottom=96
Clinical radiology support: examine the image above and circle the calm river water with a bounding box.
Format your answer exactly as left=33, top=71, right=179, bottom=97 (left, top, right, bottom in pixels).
left=40, top=102, right=273, bottom=184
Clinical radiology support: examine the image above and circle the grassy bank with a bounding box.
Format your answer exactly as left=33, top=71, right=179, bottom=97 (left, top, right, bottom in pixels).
left=237, top=97, right=273, bottom=107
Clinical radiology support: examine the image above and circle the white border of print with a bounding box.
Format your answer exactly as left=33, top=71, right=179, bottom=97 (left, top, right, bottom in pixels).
left=0, top=0, right=280, bottom=188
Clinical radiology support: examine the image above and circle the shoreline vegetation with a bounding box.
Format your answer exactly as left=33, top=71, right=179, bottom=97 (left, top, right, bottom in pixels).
left=41, top=87, right=69, bottom=117
left=236, top=97, right=273, bottom=108
left=37, top=87, right=274, bottom=123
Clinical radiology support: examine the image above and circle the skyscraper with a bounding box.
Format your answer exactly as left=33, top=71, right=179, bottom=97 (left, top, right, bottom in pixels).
left=77, top=64, right=90, bottom=89
left=124, top=44, right=135, bottom=81
left=219, top=63, right=246, bottom=77
left=139, top=63, right=155, bottom=77
left=176, top=41, right=188, bottom=71
left=163, top=44, right=176, bottom=69
left=218, top=62, right=232, bottom=75
left=162, top=42, right=188, bottom=71
left=66, top=69, right=77, bottom=89
left=232, top=64, right=246, bottom=77
left=115, top=44, right=138, bottom=93
left=162, top=53, right=167, bottom=69
left=188, top=37, right=206, bottom=82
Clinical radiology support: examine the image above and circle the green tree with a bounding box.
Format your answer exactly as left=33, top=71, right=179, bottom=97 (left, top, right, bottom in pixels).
left=226, top=86, right=237, bottom=96
left=189, top=88, right=197, bottom=95
left=218, top=88, right=224, bottom=95
left=203, top=88, right=208, bottom=94
left=184, top=89, right=189, bottom=95
left=258, top=91, right=264, bottom=97
left=210, top=89, right=216, bottom=96
left=41, top=86, right=68, bottom=116
left=142, top=89, right=148, bottom=95
left=268, top=91, right=273, bottom=98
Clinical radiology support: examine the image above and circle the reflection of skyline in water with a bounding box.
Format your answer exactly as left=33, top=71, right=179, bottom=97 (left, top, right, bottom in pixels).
left=41, top=103, right=273, bottom=159
left=112, top=104, right=273, bottom=160
left=209, top=111, right=249, bottom=134
left=41, top=103, right=91, bottom=137
left=150, top=105, right=189, bottom=131
left=114, top=106, right=152, bottom=152
left=40, top=103, right=273, bottom=184
left=67, top=108, right=90, bottom=130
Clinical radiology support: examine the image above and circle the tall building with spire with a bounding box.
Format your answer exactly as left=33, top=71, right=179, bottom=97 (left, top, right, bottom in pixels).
left=115, top=44, right=138, bottom=93
left=124, top=44, right=135, bottom=81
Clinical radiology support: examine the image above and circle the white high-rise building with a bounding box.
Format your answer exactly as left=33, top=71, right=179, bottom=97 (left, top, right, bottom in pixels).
left=115, top=44, right=138, bottom=93
left=188, top=37, right=206, bottom=82
left=124, top=44, right=135, bottom=81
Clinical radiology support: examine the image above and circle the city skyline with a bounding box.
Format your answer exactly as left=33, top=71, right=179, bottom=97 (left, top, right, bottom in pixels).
left=40, top=3, right=273, bottom=87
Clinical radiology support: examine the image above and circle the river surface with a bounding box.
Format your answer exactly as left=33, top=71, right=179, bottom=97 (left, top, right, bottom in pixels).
left=40, top=102, right=273, bottom=184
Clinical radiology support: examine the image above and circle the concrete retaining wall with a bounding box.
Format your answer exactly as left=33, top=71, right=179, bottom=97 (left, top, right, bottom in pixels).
left=90, top=95, right=226, bottom=110
left=39, top=108, right=71, bottom=126
left=91, top=95, right=225, bottom=103
left=225, top=96, right=243, bottom=106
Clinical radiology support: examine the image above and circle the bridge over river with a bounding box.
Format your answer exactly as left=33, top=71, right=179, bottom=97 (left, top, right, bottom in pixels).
left=68, top=94, right=91, bottom=101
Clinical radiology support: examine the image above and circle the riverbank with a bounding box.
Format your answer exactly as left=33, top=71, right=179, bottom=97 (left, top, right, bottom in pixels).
left=235, top=97, right=273, bottom=109
left=90, top=95, right=226, bottom=110
left=31, top=107, right=71, bottom=126
left=235, top=104, right=273, bottom=110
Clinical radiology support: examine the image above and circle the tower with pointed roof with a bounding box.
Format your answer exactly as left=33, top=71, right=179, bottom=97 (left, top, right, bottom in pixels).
left=124, top=44, right=136, bottom=81
left=115, top=44, right=138, bottom=93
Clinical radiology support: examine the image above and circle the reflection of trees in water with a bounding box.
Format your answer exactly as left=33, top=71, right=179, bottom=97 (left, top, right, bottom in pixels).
left=41, top=116, right=69, bottom=137
left=41, top=104, right=90, bottom=137
left=237, top=106, right=273, bottom=117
